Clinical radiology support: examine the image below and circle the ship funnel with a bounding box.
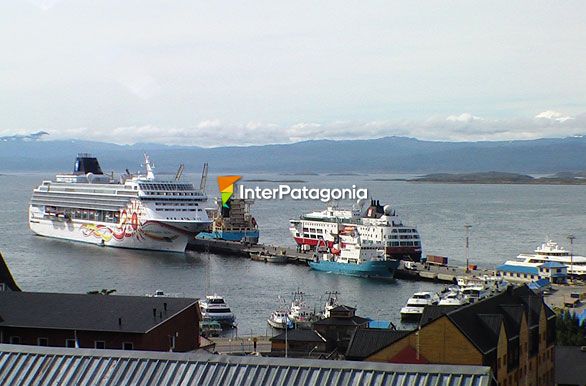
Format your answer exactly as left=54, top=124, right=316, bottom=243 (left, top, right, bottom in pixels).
left=74, top=154, right=104, bottom=175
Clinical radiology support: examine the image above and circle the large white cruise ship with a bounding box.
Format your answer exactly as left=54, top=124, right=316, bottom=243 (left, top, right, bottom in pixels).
left=289, top=199, right=422, bottom=261
left=29, top=154, right=211, bottom=252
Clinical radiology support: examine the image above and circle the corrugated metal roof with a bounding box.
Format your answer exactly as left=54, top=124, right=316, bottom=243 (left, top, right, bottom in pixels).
left=495, top=264, right=539, bottom=274
left=0, top=344, right=493, bottom=386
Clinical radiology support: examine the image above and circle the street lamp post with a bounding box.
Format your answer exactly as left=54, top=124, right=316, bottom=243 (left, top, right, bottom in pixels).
left=465, top=225, right=472, bottom=273
left=568, top=235, right=575, bottom=284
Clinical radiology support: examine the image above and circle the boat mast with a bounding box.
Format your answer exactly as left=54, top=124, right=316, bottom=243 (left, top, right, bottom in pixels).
left=144, top=153, right=155, bottom=180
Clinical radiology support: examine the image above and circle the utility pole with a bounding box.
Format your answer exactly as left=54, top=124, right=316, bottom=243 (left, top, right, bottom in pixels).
left=568, top=235, right=575, bottom=284
left=465, top=225, right=472, bottom=273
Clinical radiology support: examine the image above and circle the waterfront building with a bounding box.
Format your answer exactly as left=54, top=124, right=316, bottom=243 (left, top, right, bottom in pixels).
left=0, top=344, right=494, bottom=386
left=270, top=329, right=327, bottom=358
left=312, top=305, right=369, bottom=353
left=346, top=286, right=556, bottom=386
left=496, top=261, right=567, bottom=284
left=0, top=291, right=200, bottom=352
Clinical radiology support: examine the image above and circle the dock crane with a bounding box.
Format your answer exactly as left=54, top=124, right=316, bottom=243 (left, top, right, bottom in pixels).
left=174, top=163, right=185, bottom=181
left=199, top=162, right=208, bottom=191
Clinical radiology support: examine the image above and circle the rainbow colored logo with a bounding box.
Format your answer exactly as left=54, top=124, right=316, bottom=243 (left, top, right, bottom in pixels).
left=218, top=176, right=241, bottom=208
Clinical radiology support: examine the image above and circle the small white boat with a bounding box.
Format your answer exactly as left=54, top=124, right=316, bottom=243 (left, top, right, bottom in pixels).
left=460, top=285, right=490, bottom=304
left=267, top=309, right=293, bottom=329
left=200, top=294, right=237, bottom=328
left=265, top=254, right=289, bottom=264
left=400, top=291, right=439, bottom=320
left=250, top=251, right=288, bottom=264
left=438, top=289, right=469, bottom=306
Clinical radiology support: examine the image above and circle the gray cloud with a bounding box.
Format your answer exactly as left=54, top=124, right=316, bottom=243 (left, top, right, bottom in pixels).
left=4, top=111, right=584, bottom=147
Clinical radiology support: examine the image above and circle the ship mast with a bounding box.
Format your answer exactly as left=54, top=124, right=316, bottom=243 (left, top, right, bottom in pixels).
left=144, top=153, right=155, bottom=180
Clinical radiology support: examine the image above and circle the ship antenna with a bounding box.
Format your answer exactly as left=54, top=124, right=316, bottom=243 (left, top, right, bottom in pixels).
left=144, top=153, right=155, bottom=180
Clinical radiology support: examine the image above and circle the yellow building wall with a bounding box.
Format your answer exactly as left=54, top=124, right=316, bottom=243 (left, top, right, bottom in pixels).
left=367, top=316, right=482, bottom=365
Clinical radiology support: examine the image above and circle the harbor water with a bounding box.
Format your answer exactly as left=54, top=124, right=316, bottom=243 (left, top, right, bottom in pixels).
left=2, top=172, right=586, bottom=334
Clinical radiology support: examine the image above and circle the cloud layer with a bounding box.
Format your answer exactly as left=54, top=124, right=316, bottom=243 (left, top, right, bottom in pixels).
left=3, top=111, right=584, bottom=147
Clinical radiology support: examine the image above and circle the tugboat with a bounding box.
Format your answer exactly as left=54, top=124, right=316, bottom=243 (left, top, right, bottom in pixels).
left=199, top=294, right=237, bottom=328
left=309, top=227, right=400, bottom=279
left=197, top=178, right=259, bottom=244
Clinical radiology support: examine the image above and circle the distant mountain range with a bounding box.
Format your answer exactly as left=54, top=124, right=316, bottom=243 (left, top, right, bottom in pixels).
left=2, top=135, right=586, bottom=174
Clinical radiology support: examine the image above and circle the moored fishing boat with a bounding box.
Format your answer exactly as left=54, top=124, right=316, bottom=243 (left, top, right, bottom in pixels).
left=267, top=309, right=293, bottom=329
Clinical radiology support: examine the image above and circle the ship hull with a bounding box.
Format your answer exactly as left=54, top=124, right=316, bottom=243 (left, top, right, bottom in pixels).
left=308, top=259, right=400, bottom=279
left=29, top=217, right=198, bottom=253
left=197, top=229, right=259, bottom=244
left=294, top=237, right=422, bottom=262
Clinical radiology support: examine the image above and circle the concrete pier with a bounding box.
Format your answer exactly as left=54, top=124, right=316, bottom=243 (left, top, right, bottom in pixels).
left=187, top=238, right=497, bottom=284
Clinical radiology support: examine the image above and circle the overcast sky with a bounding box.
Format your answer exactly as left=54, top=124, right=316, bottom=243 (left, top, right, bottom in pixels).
left=1, top=0, right=585, bottom=146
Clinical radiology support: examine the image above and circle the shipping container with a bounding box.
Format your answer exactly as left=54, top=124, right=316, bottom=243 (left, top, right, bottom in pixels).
left=426, top=254, right=448, bottom=266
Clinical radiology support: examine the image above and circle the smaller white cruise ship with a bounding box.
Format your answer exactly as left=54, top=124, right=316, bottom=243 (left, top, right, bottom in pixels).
left=29, top=154, right=211, bottom=252
left=515, top=240, right=586, bottom=276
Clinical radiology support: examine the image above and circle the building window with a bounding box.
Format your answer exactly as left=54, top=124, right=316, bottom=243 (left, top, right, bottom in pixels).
left=66, top=339, right=77, bottom=348
left=10, top=336, right=21, bottom=344
left=94, top=341, right=106, bottom=349
left=122, top=342, right=134, bottom=350
left=37, top=337, right=49, bottom=346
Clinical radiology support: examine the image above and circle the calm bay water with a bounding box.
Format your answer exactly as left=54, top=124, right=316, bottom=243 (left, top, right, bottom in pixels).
left=1, top=172, right=586, bottom=334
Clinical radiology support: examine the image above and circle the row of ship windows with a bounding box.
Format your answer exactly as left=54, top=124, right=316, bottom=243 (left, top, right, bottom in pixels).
left=295, top=233, right=420, bottom=246
left=45, top=207, right=119, bottom=223
left=300, top=229, right=418, bottom=240
left=154, top=202, right=199, bottom=206
left=155, top=208, right=201, bottom=212
left=389, top=241, right=420, bottom=246
left=139, top=183, right=195, bottom=191
left=143, top=191, right=199, bottom=196
left=302, top=227, right=418, bottom=235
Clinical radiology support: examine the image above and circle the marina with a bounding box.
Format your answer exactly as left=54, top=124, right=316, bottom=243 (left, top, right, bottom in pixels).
left=4, top=172, right=586, bottom=335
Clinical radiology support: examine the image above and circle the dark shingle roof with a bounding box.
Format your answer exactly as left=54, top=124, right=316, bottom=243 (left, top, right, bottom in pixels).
left=330, top=305, right=356, bottom=312
left=555, top=346, right=586, bottom=385
left=420, top=305, right=460, bottom=326
left=270, top=329, right=326, bottom=343
left=0, top=252, right=20, bottom=291
left=444, top=285, right=549, bottom=354
left=0, top=291, right=197, bottom=333
left=313, top=315, right=369, bottom=327
left=346, top=329, right=411, bottom=360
